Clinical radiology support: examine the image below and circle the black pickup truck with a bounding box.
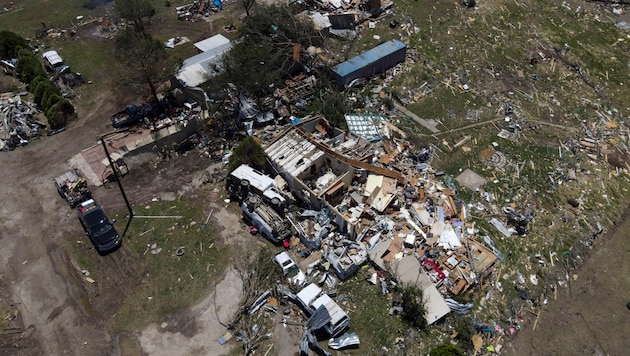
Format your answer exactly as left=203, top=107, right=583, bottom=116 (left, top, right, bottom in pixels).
left=76, top=199, right=121, bottom=254
left=111, top=103, right=153, bottom=129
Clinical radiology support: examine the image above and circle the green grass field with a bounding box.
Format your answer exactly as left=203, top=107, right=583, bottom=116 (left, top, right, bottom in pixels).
left=110, top=196, right=229, bottom=331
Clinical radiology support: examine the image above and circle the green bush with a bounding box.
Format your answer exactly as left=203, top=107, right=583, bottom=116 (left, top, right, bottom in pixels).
left=0, top=31, right=29, bottom=58
left=43, top=93, right=62, bottom=110
left=18, top=61, right=41, bottom=84
left=429, top=344, right=465, bottom=356
left=44, top=99, right=74, bottom=129
left=33, top=79, right=53, bottom=105
left=53, top=99, right=75, bottom=116
left=46, top=107, right=66, bottom=129
left=227, top=136, right=267, bottom=173
left=16, top=49, right=46, bottom=83
left=397, top=285, right=428, bottom=330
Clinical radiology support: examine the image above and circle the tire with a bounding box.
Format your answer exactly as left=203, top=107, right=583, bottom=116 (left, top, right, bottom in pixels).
left=249, top=195, right=261, bottom=205
left=271, top=197, right=280, bottom=206
left=176, top=247, right=185, bottom=256
left=241, top=180, right=250, bottom=187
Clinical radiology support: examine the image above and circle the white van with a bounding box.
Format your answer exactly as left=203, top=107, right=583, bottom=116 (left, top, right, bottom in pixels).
left=227, top=164, right=286, bottom=209
left=42, top=50, right=69, bottom=73
left=241, top=200, right=290, bottom=244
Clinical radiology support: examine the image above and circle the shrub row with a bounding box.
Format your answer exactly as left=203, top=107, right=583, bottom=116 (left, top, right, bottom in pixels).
left=1, top=31, right=74, bottom=129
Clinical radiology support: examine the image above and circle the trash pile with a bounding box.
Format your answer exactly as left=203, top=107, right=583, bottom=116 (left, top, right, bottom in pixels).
left=175, top=0, right=228, bottom=21
left=0, top=94, right=45, bottom=151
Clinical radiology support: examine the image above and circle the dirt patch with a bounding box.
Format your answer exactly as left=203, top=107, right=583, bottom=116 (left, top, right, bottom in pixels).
left=506, top=209, right=630, bottom=355
left=97, top=152, right=220, bottom=211
left=0, top=277, right=42, bottom=356
left=136, top=203, right=251, bottom=356
left=603, top=149, right=630, bottom=169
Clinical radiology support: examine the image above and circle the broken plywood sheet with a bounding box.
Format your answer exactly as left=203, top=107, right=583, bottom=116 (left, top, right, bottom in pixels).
left=490, top=217, right=512, bottom=238
left=364, top=174, right=397, bottom=212
left=394, top=256, right=450, bottom=324
left=468, top=240, right=498, bottom=274
left=455, top=168, right=487, bottom=191
left=412, top=203, right=431, bottom=226
left=437, top=224, right=462, bottom=249
left=429, top=220, right=445, bottom=245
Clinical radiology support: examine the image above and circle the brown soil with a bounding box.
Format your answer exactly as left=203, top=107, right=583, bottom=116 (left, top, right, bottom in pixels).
left=506, top=209, right=630, bottom=355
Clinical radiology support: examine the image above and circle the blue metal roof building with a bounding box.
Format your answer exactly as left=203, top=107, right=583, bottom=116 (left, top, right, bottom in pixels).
left=331, top=39, right=407, bottom=89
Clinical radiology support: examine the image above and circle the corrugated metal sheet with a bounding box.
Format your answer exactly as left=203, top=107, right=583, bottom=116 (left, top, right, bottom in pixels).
left=193, top=34, right=230, bottom=52
left=177, top=40, right=232, bottom=87
left=176, top=63, right=207, bottom=87
left=344, top=113, right=385, bottom=141
left=332, top=39, right=406, bottom=88
left=182, top=41, right=231, bottom=68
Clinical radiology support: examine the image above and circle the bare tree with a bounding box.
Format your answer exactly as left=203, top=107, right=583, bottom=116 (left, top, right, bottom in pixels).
left=115, top=29, right=181, bottom=103
left=229, top=247, right=278, bottom=355
left=241, top=0, right=256, bottom=17
left=114, top=0, right=156, bottom=33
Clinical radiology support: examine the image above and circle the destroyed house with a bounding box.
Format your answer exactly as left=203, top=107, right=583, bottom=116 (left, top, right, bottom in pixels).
left=265, top=125, right=341, bottom=201
left=265, top=126, right=356, bottom=232
left=331, top=39, right=406, bottom=89
left=259, top=113, right=501, bottom=330
left=264, top=117, right=404, bottom=237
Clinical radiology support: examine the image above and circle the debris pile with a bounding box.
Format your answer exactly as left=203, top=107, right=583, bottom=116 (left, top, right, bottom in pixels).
left=175, top=0, right=228, bottom=21
left=0, top=94, right=44, bottom=151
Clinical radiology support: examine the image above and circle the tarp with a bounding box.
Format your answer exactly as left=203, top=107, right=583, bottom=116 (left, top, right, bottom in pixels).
left=328, top=332, right=360, bottom=350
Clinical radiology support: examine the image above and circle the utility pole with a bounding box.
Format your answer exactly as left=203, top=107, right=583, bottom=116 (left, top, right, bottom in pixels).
left=100, top=131, right=134, bottom=238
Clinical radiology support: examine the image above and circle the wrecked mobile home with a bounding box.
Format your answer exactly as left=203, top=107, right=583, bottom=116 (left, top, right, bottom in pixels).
left=234, top=112, right=500, bottom=349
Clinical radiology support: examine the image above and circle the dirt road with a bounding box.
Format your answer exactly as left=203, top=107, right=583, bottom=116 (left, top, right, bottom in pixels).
left=0, top=88, right=121, bottom=355
left=0, top=92, right=248, bottom=355
left=0, top=5, right=254, bottom=354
